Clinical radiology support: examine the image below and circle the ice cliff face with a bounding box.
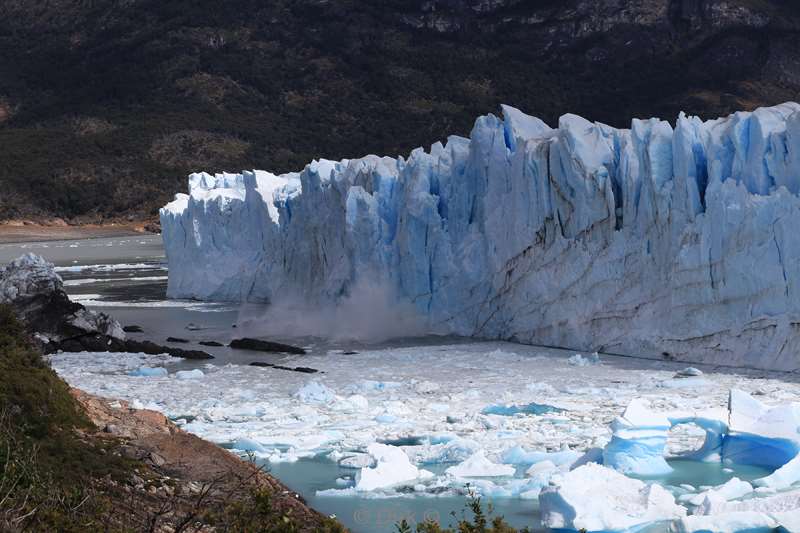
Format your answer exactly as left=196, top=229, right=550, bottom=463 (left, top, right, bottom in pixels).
left=161, top=103, right=800, bottom=371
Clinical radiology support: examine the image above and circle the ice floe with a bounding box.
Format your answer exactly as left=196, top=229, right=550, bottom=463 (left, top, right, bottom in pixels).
left=539, top=463, right=686, bottom=531
left=47, top=343, right=800, bottom=532
left=355, top=444, right=433, bottom=491
left=445, top=451, right=516, bottom=478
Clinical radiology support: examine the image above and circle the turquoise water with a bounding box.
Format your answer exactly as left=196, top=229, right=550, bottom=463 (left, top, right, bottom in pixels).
left=633, top=458, right=772, bottom=487
left=266, top=457, right=543, bottom=532
left=481, top=402, right=564, bottom=417
left=264, top=456, right=774, bottom=533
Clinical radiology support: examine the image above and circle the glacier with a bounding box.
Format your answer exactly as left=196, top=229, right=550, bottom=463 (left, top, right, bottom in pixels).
left=161, top=102, right=800, bottom=370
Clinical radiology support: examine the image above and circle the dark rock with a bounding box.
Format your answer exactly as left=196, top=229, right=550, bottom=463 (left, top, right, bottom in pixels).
left=199, top=340, right=224, bottom=347
left=143, top=222, right=160, bottom=234
left=291, top=366, right=319, bottom=374
left=124, top=339, right=214, bottom=360
left=121, top=446, right=144, bottom=461
left=249, top=362, right=319, bottom=374
left=230, top=337, right=306, bottom=355
left=46, top=335, right=214, bottom=360
left=123, top=325, right=144, bottom=333
left=166, top=336, right=189, bottom=343
left=2, top=255, right=133, bottom=359
left=44, top=333, right=127, bottom=354
left=166, top=347, right=213, bottom=360
left=341, top=350, right=358, bottom=355
left=53, top=338, right=85, bottom=353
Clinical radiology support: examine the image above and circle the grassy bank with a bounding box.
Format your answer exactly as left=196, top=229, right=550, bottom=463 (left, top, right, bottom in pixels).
left=0, top=304, right=124, bottom=530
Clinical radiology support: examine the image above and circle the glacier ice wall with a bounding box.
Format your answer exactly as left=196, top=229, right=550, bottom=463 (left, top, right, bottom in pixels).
left=161, top=103, right=800, bottom=371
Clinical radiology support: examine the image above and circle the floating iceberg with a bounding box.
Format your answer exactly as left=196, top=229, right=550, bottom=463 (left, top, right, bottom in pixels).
left=481, top=401, right=563, bottom=417
left=603, top=398, right=673, bottom=476
left=174, top=369, right=204, bottom=380
left=538, top=463, right=686, bottom=531
left=355, top=443, right=433, bottom=491
left=162, top=103, right=800, bottom=370
left=602, top=391, right=800, bottom=486
left=445, top=450, right=516, bottom=478
left=294, top=381, right=335, bottom=404
left=686, top=477, right=753, bottom=507
left=129, top=366, right=168, bottom=377
left=695, top=487, right=800, bottom=516
left=673, top=512, right=779, bottom=533
left=727, top=389, right=800, bottom=489
left=47, top=344, right=800, bottom=532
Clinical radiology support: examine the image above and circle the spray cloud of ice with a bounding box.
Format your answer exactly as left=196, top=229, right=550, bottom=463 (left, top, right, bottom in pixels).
left=235, top=279, right=428, bottom=343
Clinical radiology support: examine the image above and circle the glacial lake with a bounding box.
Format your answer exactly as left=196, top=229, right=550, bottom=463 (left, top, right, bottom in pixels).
left=4, top=234, right=792, bottom=533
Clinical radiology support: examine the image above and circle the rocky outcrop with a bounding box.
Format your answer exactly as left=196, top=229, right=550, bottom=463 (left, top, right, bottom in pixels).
left=1, top=253, right=125, bottom=346
left=0, top=253, right=212, bottom=359
left=229, top=337, right=307, bottom=355
left=71, top=388, right=334, bottom=532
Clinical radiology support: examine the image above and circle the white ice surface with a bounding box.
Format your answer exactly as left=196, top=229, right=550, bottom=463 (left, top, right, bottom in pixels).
left=445, top=450, right=516, bottom=478
left=355, top=443, right=433, bottom=491
left=539, top=463, right=686, bottom=531
left=49, top=343, right=800, bottom=509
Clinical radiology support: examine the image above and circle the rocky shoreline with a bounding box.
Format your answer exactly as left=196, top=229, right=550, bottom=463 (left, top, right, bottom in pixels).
left=0, top=252, right=343, bottom=531
left=0, top=253, right=214, bottom=359
left=0, top=220, right=159, bottom=244
left=71, top=387, right=335, bottom=532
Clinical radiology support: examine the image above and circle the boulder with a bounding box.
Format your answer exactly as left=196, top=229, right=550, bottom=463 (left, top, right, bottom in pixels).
left=229, top=337, right=306, bottom=354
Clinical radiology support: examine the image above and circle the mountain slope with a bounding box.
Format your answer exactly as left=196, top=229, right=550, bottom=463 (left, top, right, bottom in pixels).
left=0, top=0, right=798, bottom=221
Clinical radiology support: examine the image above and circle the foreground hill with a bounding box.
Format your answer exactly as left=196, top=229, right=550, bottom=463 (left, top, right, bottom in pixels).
left=1, top=0, right=799, bottom=221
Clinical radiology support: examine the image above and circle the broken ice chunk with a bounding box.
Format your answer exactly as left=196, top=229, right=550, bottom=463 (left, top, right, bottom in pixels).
left=445, top=451, right=516, bottom=478
left=539, top=463, right=686, bottom=531
left=355, top=444, right=433, bottom=491
left=568, top=353, right=601, bottom=366
left=294, top=381, right=335, bottom=404
left=174, top=369, right=204, bottom=380
left=675, top=367, right=704, bottom=377
left=128, top=366, right=168, bottom=377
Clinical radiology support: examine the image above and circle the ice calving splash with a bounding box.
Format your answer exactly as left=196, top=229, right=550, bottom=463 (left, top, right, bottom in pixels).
left=162, top=103, right=800, bottom=371
left=48, top=345, right=800, bottom=532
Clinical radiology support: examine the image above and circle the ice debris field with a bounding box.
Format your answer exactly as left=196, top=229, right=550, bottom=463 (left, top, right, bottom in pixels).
left=162, top=102, right=800, bottom=372
left=50, top=344, right=800, bottom=532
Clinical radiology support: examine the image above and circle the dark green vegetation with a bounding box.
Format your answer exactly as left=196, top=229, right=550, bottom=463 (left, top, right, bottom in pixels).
left=0, top=304, right=124, bottom=530
left=395, top=494, right=531, bottom=533
left=205, top=488, right=346, bottom=533
left=1, top=0, right=799, bottom=221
